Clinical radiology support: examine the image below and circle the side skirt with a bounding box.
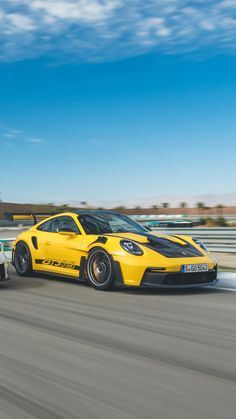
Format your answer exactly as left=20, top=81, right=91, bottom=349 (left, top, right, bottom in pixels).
left=34, top=270, right=85, bottom=282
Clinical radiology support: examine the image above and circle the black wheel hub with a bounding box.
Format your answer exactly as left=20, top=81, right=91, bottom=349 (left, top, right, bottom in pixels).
left=16, top=246, right=29, bottom=273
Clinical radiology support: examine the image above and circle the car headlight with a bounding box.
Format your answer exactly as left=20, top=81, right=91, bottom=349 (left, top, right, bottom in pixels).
left=120, top=240, right=143, bottom=256
left=192, top=238, right=208, bottom=252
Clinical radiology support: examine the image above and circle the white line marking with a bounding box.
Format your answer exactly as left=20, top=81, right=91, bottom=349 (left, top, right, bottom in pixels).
left=216, top=287, right=236, bottom=292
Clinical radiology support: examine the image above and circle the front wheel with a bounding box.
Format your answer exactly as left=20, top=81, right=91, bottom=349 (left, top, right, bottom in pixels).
left=86, top=248, right=114, bottom=291
left=14, top=242, right=33, bottom=276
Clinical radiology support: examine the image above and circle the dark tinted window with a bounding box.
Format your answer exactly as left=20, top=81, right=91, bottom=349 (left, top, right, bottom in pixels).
left=37, top=219, right=53, bottom=232
left=51, top=216, right=80, bottom=233
left=38, top=216, right=80, bottom=234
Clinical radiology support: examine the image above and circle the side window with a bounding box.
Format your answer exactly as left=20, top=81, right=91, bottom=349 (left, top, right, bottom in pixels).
left=50, top=216, right=80, bottom=234
left=37, top=216, right=80, bottom=234
left=37, top=219, right=53, bottom=232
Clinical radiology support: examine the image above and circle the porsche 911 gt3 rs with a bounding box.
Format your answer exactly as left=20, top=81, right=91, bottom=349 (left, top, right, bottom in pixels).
left=10, top=210, right=218, bottom=290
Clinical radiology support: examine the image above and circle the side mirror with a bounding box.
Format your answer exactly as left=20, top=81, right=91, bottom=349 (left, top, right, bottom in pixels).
left=58, top=229, right=76, bottom=237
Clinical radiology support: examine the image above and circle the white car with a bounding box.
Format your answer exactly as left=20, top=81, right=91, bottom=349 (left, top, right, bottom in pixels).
left=0, top=242, right=9, bottom=282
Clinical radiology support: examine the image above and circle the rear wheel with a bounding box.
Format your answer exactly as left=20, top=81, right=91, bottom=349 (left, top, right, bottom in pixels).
left=86, top=248, right=114, bottom=291
left=14, top=242, right=33, bottom=276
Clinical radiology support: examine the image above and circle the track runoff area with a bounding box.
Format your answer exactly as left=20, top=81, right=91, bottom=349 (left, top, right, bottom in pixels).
left=0, top=266, right=236, bottom=419
left=0, top=234, right=236, bottom=419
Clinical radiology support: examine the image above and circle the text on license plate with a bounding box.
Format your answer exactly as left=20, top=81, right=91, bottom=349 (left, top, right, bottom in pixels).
left=181, top=264, right=208, bottom=273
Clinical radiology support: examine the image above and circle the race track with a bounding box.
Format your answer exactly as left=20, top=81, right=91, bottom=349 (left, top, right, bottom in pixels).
left=0, top=268, right=235, bottom=419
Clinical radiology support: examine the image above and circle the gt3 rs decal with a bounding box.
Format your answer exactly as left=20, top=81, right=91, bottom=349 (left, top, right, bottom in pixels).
left=35, top=259, right=80, bottom=270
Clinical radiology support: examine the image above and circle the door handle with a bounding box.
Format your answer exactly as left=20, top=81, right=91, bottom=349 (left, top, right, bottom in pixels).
left=45, top=241, right=52, bottom=245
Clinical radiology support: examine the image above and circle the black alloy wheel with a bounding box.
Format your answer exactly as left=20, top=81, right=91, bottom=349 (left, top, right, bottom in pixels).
left=14, top=242, right=33, bottom=276
left=86, top=248, right=114, bottom=290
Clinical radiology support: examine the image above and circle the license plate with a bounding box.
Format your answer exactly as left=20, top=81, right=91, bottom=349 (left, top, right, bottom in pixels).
left=181, top=264, right=208, bottom=273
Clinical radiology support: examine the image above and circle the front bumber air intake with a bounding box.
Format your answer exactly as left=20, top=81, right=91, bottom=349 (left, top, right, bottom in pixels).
left=141, top=268, right=218, bottom=287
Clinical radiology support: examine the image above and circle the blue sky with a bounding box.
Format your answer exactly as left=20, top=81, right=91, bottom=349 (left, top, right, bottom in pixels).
left=1, top=1, right=236, bottom=204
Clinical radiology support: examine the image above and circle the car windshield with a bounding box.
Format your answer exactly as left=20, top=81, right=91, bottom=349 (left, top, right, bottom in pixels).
left=78, top=213, right=148, bottom=235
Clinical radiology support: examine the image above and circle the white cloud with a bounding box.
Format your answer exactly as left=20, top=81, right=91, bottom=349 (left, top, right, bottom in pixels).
left=0, top=124, right=46, bottom=146
left=7, top=14, right=36, bottom=32
left=29, top=0, right=121, bottom=23
left=28, top=138, right=45, bottom=144
left=0, top=1, right=236, bottom=61
left=2, top=129, right=22, bottom=138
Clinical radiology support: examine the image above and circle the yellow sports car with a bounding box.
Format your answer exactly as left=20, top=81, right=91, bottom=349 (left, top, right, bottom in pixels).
left=9, top=211, right=218, bottom=290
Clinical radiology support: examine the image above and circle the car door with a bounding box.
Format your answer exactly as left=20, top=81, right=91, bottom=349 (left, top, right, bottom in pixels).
left=36, top=215, right=84, bottom=277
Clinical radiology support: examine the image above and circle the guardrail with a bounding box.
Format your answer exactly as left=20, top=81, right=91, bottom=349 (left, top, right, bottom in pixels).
left=149, top=227, right=236, bottom=253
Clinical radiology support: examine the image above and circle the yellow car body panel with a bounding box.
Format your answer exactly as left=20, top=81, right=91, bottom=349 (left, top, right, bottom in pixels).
left=12, top=211, right=217, bottom=288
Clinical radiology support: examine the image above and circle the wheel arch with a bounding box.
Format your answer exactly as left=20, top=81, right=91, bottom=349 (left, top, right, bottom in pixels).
left=86, top=245, right=124, bottom=287
left=14, top=240, right=34, bottom=276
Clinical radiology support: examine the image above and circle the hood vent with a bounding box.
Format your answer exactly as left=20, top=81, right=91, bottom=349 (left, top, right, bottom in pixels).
left=144, top=234, right=203, bottom=258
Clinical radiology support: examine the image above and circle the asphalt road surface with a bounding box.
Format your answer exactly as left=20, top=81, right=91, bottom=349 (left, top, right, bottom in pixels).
left=0, top=268, right=235, bottom=419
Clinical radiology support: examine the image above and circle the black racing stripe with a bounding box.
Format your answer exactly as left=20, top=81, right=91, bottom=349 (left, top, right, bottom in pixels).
left=90, top=236, right=108, bottom=246
left=142, top=242, right=203, bottom=258
left=104, top=233, right=156, bottom=243
left=104, top=234, right=134, bottom=240
left=105, top=232, right=188, bottom=246
left=105, top=233, right=203, bottom=258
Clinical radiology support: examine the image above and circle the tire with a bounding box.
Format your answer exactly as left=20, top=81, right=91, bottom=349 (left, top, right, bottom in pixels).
left=0, top=264, right=5, bottom=281
left=86, top=247, right=115, bottom=291
left=14, top=241, right=33, bottom=276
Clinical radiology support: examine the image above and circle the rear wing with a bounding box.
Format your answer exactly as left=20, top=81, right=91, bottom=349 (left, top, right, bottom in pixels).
left=4, top=212, right=57, bottom=225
